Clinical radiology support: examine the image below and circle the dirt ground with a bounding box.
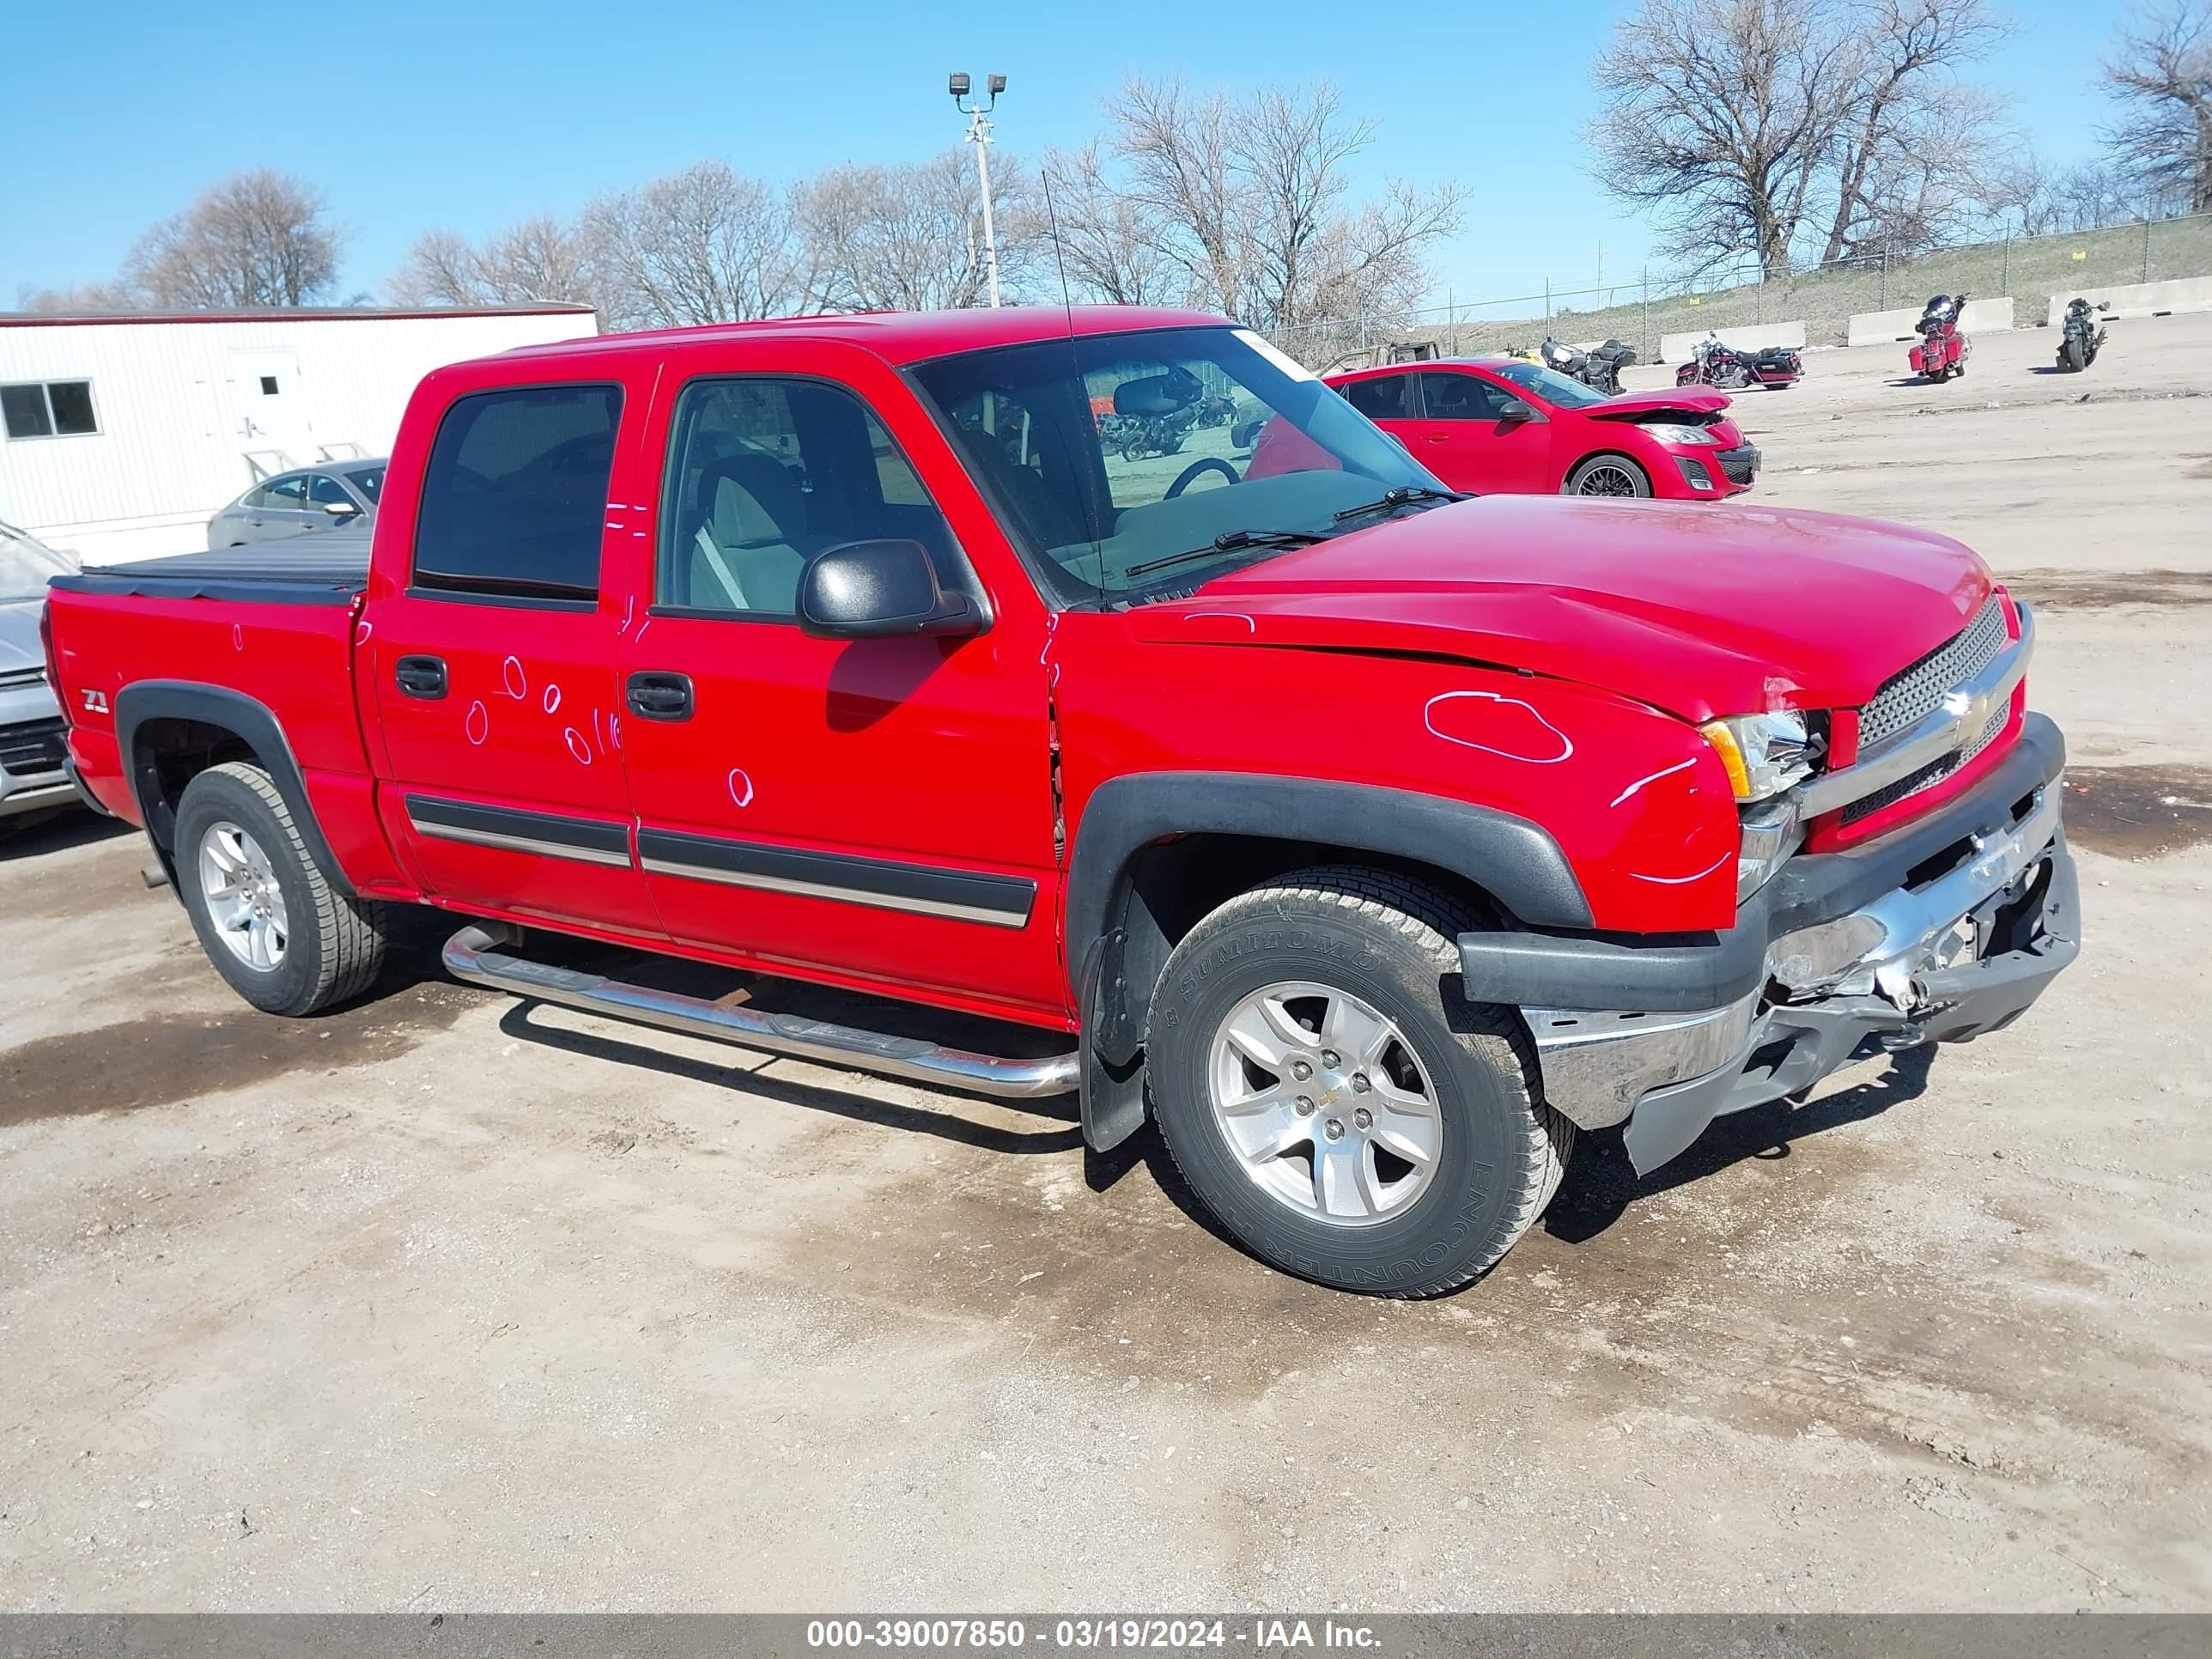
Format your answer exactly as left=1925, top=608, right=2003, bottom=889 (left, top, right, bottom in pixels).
left=3, top=314, right=2209, bottom=1614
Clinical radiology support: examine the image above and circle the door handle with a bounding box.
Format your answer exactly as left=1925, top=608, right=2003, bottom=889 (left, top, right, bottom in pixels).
left=626, top=671, right=694, bottom=721
left=1424, top=434, right=1449, bottom=443
left=395, top=655, right=447, bottom=699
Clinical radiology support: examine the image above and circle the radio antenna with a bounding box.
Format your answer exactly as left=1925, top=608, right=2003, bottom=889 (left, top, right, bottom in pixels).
left=1039, top=163, right=1076, bottom=330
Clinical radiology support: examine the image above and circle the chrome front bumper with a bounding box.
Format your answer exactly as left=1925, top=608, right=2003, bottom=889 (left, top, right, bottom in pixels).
left=1523, top=780, right=2078, bottom=1174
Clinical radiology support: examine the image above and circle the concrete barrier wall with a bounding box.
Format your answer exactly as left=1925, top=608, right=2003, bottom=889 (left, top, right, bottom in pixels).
left=1845, top=296, right=2014, bottom=348
left=2045, top=276, right=2212, bottom=325
left=1656, top=321, right=1808, bottom=363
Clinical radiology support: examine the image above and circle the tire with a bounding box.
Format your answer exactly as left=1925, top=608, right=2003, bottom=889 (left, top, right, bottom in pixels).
left=1146, top=866, right=1575, bottom=1297
left=173, top=761, right=386, bottom=1016
left=2065, top=337, right=2086, bottom=373
left=1565, top=454, right=1651, bottom=497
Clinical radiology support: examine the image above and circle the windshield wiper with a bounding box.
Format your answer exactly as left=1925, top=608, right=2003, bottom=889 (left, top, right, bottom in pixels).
left=1330, top=484, right=1466, bottom=524
left=1123, top=526, right=1335, bottom=580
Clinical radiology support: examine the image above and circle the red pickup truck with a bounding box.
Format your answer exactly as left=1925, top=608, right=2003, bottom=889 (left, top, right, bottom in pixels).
left=42, top=307, right=2078, bottom=1297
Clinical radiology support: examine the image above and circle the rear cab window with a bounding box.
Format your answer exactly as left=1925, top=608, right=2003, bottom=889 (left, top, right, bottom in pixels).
left=411, top=383, right=622, bottom=602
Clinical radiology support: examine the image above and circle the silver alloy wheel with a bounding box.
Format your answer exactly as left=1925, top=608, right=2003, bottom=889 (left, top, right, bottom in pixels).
left=1206, top=980, right=1443, bottom=1227
left=1575, top=460, right=1641, bottom=496
left=198, top=819, right=289, bottom=972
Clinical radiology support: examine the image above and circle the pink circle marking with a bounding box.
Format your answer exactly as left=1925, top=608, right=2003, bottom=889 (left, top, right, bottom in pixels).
left=726, top=768, right=754, bottom=808
left=465, top=701, right=489, bottom=745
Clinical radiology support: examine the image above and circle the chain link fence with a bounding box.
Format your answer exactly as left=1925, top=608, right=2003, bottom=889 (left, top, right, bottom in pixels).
left=1271, top=211, right=2212, bottom=370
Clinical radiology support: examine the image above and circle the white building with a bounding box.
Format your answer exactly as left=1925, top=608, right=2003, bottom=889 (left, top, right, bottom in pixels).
left=0, top=305, right=598, bottom=562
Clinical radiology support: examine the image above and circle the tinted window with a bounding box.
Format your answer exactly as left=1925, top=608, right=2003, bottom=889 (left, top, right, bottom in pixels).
left=658, top=378, right=962, bottom=618
left=414, top=384, right=620, bottom=599
left=1418, top=373, right=1512, bottom=421
left=46, top=381, right=97, bottom=435
left=1340, top=374, right=1410, bottom=421
left=347, top=466, right=385, bottom=505
left=306, top=473, right=354, bottom=506
left=264, top=474, right=310, bottom=506
left=2, top=384, right=52, bottom=438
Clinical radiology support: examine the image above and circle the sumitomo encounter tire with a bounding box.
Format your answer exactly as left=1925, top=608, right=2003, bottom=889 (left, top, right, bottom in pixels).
left=173, top=761, right=387, bottom=1016
left=1146, top=866, right=1575, bottom=1297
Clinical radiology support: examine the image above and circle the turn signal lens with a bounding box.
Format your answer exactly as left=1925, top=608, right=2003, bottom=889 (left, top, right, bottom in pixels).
left=1700, top=711, right=1815, bottom=802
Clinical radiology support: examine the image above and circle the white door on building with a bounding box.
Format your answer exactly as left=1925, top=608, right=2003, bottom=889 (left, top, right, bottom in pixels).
left=228, top=349, right=313, bottom=475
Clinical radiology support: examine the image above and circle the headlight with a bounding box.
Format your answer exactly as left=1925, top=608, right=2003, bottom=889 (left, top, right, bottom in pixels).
left=1700, top=710, right=1816, bottom=801
left=1641, top=422, right=1717, bottom=446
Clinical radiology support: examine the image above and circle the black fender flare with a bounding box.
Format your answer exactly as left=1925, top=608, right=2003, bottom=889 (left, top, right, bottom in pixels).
left=113, top=680, right=356, bottom=897
left=1065, top=771, right=1590, bottom=1151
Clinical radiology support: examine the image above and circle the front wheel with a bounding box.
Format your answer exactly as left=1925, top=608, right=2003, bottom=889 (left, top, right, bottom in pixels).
left=2065, top=337, right=2086, bottom=373
left=1146, top=868, right=1574, bottom=1297
left=173, top=761, right=387, bottom=1015
left=1565, top=454, right=1651, bottom=497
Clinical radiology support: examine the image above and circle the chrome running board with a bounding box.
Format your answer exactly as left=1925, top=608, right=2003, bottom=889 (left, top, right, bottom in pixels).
left=442, top=924, right=1079, bottom=1100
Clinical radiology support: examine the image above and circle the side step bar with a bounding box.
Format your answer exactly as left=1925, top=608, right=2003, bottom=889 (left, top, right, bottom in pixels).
left=441, top=924, right=1079, bottom=1101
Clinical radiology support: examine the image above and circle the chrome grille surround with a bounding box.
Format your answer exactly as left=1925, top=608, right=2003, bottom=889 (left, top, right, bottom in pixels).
left=1858, top=594, right=2008, bottom=751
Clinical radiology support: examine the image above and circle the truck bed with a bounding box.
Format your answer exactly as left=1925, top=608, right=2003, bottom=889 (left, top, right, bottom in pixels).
left=54, top=538, right=371, bottom=607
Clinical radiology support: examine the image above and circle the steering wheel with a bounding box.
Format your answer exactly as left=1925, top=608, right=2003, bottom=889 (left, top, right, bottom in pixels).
left=1165, top=457, right=1240, bottom=499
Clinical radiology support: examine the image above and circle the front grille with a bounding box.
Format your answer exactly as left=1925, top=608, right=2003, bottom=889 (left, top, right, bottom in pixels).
left=0, top=716, right=67, bottom=777
left=1858, top=595, right=2008, bottom=751
left=0, top=666, right=46, bottom=692
left=1842, top=702, right=2010, bottom=823
left=1716, top=447, right=1759, bottom=484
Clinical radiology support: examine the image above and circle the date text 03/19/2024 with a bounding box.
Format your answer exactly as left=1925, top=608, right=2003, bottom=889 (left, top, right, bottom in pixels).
left=804, top=1620, right=1383, bottom=1650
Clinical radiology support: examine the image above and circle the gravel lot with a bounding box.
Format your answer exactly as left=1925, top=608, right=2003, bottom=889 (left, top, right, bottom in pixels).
left=3, top=314, right=2209, bottom=1613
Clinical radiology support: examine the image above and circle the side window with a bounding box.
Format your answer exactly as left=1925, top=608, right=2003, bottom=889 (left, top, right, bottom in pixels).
left=306, top=472, right=354, bottom=507
left=657, top=377, right=960, bottom=619
left=264, top=474, right=310, bottom=506
left=1340, top=374, right=1410, bottom=421
left=1418, top=373, right=1510, bottom=422
left=240, top=483, right=275, bottom=510
left=413, top=383, right=620, bottom=599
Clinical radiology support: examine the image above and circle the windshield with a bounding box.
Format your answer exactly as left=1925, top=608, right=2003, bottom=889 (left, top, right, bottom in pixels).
left=909, top=325, right=1445, bottom=603
left=1492, top=360, right=1612, bottom=410
left=345, top=465, right=386, bottom=505
left=0, top=521, right=77, bottom=604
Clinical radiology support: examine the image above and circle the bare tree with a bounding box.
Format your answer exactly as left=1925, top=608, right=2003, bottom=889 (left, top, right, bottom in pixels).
left=795, top=151, right=1036, bottom=313
left=124, top=171, right=343, bottom=307
left=2103, top=1, right=2212, bottom=214
left=1589, top=0, right=2007, bottom=273
left=389, top=217, right=597, bottom=309
left=1100, top=77, right=1464, bottom=331
left=581, top=161, right=813, bottom=330
left=1036, top=141, right=1184, bottom=306
left=1818, top=0, right=2008, bottom=260
left=15, top=280, right=137, bottom=313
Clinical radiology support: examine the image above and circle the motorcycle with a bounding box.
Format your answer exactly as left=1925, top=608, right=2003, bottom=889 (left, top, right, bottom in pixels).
left=1674, top=333, right=1757, bottom=391
left=1117, top=404, right=1196, bottom=461
left=1908, top=292, right=1972, bottom=384
left=1540, top=336, right=1639, bottom=395
left=2057, top=297, right=2109, bottom=373
left=1747, top=345, right=1802, bottom=390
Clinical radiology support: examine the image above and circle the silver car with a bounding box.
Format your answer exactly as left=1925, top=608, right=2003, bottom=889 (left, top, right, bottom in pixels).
left=0, top=520, right=82, bottom=832
left=206, top=459, right=386, bottom=550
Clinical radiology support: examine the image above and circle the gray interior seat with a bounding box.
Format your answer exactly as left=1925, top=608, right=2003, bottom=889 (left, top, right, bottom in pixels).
left=688, top=453, right=814, bottom=612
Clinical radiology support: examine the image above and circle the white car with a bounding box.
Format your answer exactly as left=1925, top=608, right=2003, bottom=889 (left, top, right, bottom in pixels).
left=0, top=521, right=82, bottom=833
left=206, top=459, right=386, bottom=549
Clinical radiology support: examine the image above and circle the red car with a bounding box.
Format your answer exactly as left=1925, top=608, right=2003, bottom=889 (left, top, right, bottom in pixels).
left=1326, top=356, right=1759, bottom=500
left=45, top=307, right=2071, bottom=1297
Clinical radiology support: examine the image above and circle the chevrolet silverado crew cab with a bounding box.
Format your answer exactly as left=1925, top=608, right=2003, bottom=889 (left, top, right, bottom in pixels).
left=41, top=307, right=2078, bottom=1296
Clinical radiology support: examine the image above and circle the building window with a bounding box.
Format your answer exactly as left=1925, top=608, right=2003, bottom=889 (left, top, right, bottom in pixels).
left=259, top=376, right=279, bottom=395
left=2, top=380, right=100, bottom=440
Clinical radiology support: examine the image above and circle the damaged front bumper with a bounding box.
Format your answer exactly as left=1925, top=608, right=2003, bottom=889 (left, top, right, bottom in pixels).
left=1461, top=714, right=2079, bottom=1175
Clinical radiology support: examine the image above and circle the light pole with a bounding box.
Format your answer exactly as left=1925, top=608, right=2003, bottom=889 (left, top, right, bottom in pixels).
left=950, top=72, right=1006, bottom=307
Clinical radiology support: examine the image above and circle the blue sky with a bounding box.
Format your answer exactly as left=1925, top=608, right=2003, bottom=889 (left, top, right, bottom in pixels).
left=3, top=0, right=2117, bottom=313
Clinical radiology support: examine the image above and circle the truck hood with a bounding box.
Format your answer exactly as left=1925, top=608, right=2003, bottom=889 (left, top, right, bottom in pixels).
left=1585, top=387, right=1734, bottom=421
left=1139, top=495, right=1993, bottom=724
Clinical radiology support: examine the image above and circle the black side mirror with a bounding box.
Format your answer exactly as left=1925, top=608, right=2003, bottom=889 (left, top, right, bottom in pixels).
left=1497, top=398, right=1543, bottom=424
left=798, top=539, right=980, bottom=641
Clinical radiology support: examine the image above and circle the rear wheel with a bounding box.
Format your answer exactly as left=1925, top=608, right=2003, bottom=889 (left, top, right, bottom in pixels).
left=1565, top=454, right=1651, bottom=498
left=1146, top=867, right=1575, bottom=1297
left=173, top=761, right=386, bottom=1016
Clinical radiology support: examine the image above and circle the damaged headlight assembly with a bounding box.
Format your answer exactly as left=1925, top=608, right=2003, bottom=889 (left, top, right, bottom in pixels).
left=1640, top=422, right=1718, bottom=447
left=1700, top=711, right=1824, bottom=902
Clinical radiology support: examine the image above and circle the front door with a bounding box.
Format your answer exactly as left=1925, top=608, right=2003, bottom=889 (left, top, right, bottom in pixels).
left=361, top=378, right=664, bottom=937
left=1409, top=371, right=1553, bottom=494
left=617, top=371, right=1064, bottom=1018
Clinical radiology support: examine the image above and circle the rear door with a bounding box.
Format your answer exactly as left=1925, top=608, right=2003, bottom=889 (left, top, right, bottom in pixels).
left=359, top=377, right=664, bottom=937
left=242, top=473, right=319, bottom=542
left=1412, top=371, right=1553, bottom=494
left=615, top=361, right=1064, bottom=1018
